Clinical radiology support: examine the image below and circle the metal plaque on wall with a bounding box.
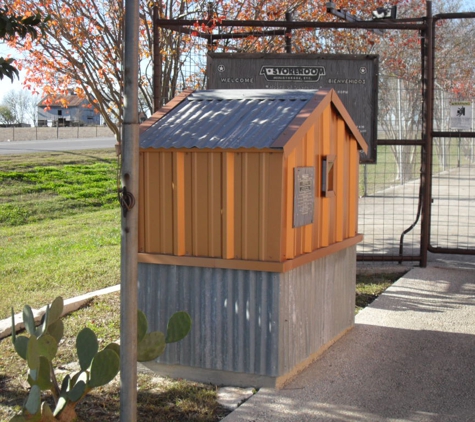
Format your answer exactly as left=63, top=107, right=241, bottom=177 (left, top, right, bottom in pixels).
left=207, top=53, right=379, bottom=163
left=293, top=167, right=315, bottom=228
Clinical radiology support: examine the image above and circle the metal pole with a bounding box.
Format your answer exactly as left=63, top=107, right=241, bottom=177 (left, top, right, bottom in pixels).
left=155, top=18, right=426, bottom=31
left=397, top=78, right=403, bottom=184
left=285, top=11, right=293, bottom=53
left=363, top=164, right=367, bottom=197
left=420, top=1, right=433, bottom=267
left=120, top=0, right=140, bottom=418
left=153, top=5, right=161, bottom=112
left=207, top=2, right=214, bottom=51
left=458, top=133, right=461, bottom=167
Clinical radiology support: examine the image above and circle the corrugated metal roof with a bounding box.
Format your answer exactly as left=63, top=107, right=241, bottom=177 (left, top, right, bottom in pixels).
left=140, top=89, right=318, bottom=150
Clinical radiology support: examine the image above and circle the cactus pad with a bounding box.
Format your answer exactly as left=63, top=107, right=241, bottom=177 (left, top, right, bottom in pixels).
left=137, top=331, right=166, bottom=362
left=166, top=311, right=192, bottom=344
left=76, top=327, right=99, bottom=371
left=88, top=349, right=120, bottom=388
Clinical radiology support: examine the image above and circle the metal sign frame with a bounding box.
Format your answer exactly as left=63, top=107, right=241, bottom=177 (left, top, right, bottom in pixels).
left=207, top=53, right=379, bottom=163
left=293, top=167, right=315, bottom=227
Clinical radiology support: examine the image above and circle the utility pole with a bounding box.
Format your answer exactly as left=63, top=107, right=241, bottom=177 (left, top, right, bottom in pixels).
left=120, top=0, right=140, bottom=418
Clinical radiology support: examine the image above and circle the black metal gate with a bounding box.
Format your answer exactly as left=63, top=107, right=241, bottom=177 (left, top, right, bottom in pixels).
left=153, top=2, right=475, bottom=267
left=357, top=7, right=475, bottom=266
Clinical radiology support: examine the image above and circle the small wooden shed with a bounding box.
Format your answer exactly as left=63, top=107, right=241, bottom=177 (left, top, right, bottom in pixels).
left=138, top=89, right=367, bottom=387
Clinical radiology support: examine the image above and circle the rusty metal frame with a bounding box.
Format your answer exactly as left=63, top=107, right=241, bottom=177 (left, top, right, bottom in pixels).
left=425, top=11, right=475, bottom=259
left=152, top=2, right=475, bottom=267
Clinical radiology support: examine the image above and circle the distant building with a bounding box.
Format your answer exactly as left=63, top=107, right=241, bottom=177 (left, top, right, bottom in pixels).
left=37, top=94, right=101, bottom=126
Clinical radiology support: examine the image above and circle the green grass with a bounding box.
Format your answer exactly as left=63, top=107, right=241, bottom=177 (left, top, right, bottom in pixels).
left=355, top=271, right=405, bottom=313
left=1, top=209, right=120, bottom=318
left=359, top=140, right=474, bottom=197
left=0, top=150, right=118, bottom=226
left=0, top=149, right=120, bottom=318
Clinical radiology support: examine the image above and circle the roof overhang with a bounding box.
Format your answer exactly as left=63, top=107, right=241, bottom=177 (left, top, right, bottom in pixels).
left=271, top=89, right=368, bottom=156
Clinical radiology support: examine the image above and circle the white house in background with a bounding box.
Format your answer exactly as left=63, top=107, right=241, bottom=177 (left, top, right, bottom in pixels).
left=37, top=93, right=101, bottom=126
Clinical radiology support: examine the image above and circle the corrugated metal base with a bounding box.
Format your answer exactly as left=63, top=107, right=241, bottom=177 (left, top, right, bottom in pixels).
left=142, top=325, right=353, bottom=389
left=138, top=246, right=356, bottom=387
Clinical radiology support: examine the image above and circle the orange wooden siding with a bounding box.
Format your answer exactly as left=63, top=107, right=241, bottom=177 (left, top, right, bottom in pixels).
left=281, top=103, right=361, bottom=261
left=139, top=95, right=363, bottom=266
left=139, top=149, right=283, bottom=261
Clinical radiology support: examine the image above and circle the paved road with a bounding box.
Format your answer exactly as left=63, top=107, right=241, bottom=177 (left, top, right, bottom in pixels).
left=0, top=137, right=116, bottom=155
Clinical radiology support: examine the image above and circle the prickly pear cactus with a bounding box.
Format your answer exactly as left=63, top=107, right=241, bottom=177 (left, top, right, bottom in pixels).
left=137, top=309, right=192, bottom=362
left=10, top=296, right=191, bottom=421
left=10, top=297, right=120, bottom=421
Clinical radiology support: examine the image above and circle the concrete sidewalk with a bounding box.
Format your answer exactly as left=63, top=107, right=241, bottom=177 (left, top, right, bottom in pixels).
left=222, top=265, right=475, bottom=421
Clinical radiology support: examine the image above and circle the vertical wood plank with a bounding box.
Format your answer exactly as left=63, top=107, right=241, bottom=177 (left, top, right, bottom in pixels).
left=208, top=153, right=216, bottom=256
left=266, top=152, right=283, bottom=261
left=146, top=152, right=161, bottom=253
left=173, top=152, right=185, bottom=255
left=313, top=118, right=322, bottom=250
left=320, top=106, right=332, bottom=247
left=191, top=153, right=199, bottom=255
left=342, top=132, right=350, bottom=238
left=284, top=150, right=296, bottom=260
left=259, top=153, right=267, bottom=261
left=138, top=152, right=145, bottom=253
left=184, top=152, right=193, bottom=255
left=327, top=111, right=338, bottom=245
left=159, top=152, right=167, bottom=252
left=304, top=130, right=314, bottom=253
left=242, top=153, right=260, bottom=260
left=234, top=153, right=243, bottom=259
left=222, top=152, right=235, bottom=259
left=196, top=153, right=210, bottom=256
left=208, top=152, right=222, bottom=257
left=160, top=152, right=174, bottom=254
left=241, top=152, right=249, bottom=259
left=335, top=117, right=345, bottom=242
left=348, top=139, right=359, bottom=236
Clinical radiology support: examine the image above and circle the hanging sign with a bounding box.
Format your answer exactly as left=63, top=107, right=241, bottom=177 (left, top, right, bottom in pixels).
left=450, top=101, right=472, bottom=130
left=293, top=167, right=315, bottom=228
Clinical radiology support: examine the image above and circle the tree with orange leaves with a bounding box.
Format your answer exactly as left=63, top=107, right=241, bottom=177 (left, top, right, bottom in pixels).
left=4, top=0, right=474, bottom=148
left=4, top=0, right=213, bottom=143
left=0, top=6, right=49, bottom=81
left=4, top=0, right=388, bottom=143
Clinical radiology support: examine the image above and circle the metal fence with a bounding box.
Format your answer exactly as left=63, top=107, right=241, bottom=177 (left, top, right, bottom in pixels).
left=358, top=144, right=423, bottom=262
left=154, top=5, right=475, bottom=266
left=430, top=141, right=475, bottom=251
left=357, top=79, right=475, bottom=265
